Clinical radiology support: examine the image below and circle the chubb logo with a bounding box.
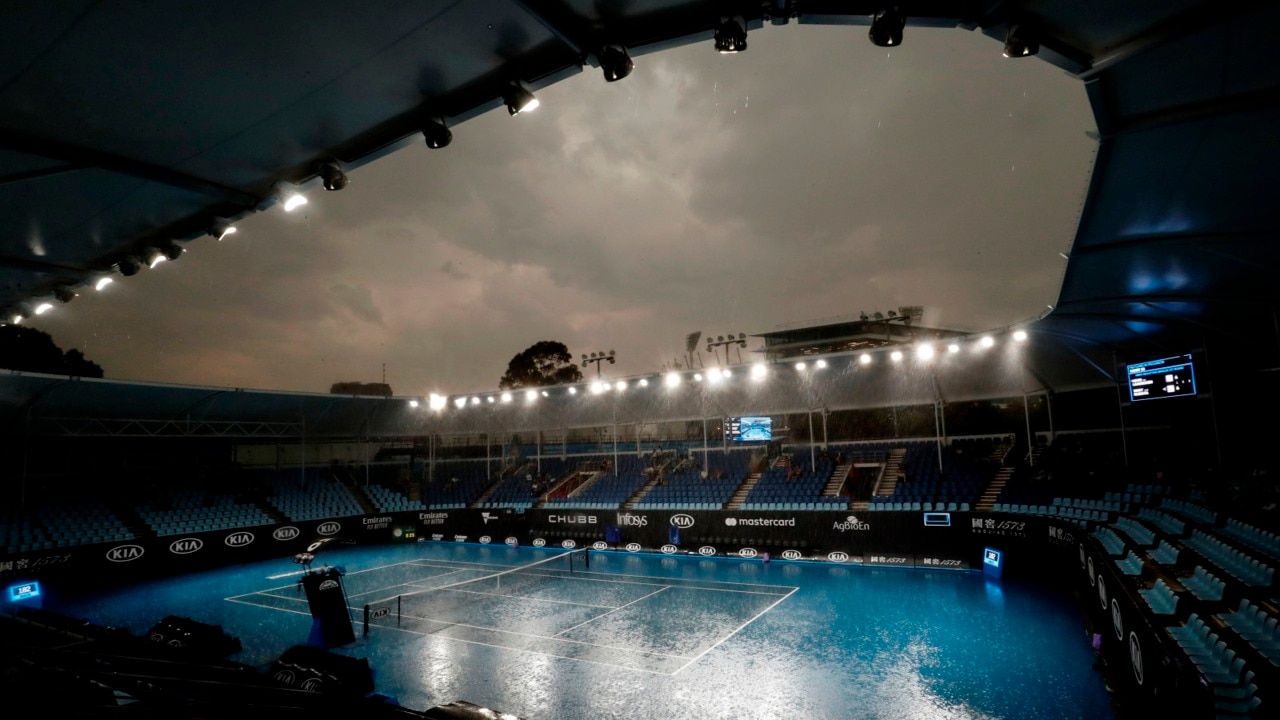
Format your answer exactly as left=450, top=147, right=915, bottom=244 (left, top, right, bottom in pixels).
left=724, top=518, right=738, bottom=527
left=1111, top=598, right=1124, bottom=640
left=479, top=536, right=492, bottom=544
left=625, top=543, right=642, bottom=552
left=318, top=579, right=339, bottom=591
left=533, top=538, right=547, bottom=547
left=562, top=539, right=577, bottom=549
left=592, top=541, right=608, bottom=550
left=670, top=514, right=695, bottom=528
left=316, top=522, right=341, bottom=536
left=273, top=526, right=300, bottom=541
left=616, top=513, right=648, bottom=527
left=169, top=538, right=203, bottom=555
left=225, top=532, right=254, bottom=547
left=505, top=537, right=519, bottom=546
left=833, top=516, right=871, bottom=532
left=827, top=551, right=850, bottom=563
left=698, top=546, right=716, bottom=556
left=738, top=548, right=759, bottom=559
left=273, top=670, right=296, bottom=685
left=660, top=544, right=678, bottom=554
left=107, top=544, right=145, bottom=562
left=781, top=549, right=803, bottom=561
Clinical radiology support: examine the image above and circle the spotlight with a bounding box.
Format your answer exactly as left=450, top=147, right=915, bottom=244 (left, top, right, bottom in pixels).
left=54, top=286, right=77, bottom=303
left=598, top=45, right=634, bottom=82
left=454, top=397, right=467, bottom=409
left=795, top=362, right=806, bottom=371
left=429, top=393, right=447, bottom=410
left=1013, top=329, right=1029, bottom=342
left=869, top=8, right=906, bottom=47
left=890, top=350, right=904, bottom=363
left=210, top=218, right=237, bottom=241
left=142, top=248, right=166, bottom=269
left=1003, top=24, right=1039, bottom=58
left=948, top=343, right=960, bottom=354
left=615, top=380, right=626, bottom=391
left=568, top=387, right=578, bottom=395
left=916, top=343, right=934, bottom=360
left=409, top=400, right=419, bottom=408
left=815, top=359, right=828, bottom=369
left=693, top=373, right=703, bottom=382
left=665, top=372, right=681, bottom=388
left=501, top=392, right=513, bottom=403
left=117, top=255, right=142, bottom=276
left=471, top=396, right=480, bottom=405
left=979, top=336, right=995, bottom=348
left=714, top=19, right=747, bottom=53
left=316, top=159, right=349, bottom=191
left=486, top=395, right=495, bottom=403
left=34, top=302, right=53, bottom=315
left=525, top=389, right=538, bottom=402
left=638, top=378, right=649, bottom=387
left=94, top=277, right=113, bottom=291
left=859, top=353, right=872, bottom=365
left=503, top=84, right=539, bottom=115
left=423, top=117, right=452, bottom=149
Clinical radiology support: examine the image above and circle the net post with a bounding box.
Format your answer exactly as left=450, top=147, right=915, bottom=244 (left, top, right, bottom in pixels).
left=363, top=604, right=370, bottom=636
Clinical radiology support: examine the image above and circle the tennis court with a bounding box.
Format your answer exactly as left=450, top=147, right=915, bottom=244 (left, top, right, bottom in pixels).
left=51, top=542, right=1115, bottom=719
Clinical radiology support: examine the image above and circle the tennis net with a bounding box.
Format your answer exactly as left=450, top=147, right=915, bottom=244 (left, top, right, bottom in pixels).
left=362, top=548, right=589, bottom=632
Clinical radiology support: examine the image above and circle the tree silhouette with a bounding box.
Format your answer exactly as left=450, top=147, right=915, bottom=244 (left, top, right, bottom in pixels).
left=0, top=325, right=104, bottom=377
left=499, top=341, right=582, bottom=389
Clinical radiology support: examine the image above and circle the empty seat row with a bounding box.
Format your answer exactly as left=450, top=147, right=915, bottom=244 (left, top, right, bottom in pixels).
left=1218, top=599, right=1280, bottom=664
left=1167, top=613, right=1250, bottom=686
left=1113, top=517, right=1156, bottom=547
left=1138, top=578, right=1178, bottom=615
left=1183, top=565, right=1226, bottom=602
left=1185, top=530, right=1275, bottom=587
left=1150, top=539, right=1180, bottom=565
left=1091, top=527, right=1127, bottom=556
left=1116, top=550, right=1145, bottom=576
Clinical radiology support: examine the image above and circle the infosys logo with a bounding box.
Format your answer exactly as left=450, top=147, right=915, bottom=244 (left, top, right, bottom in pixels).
left=615, top=513, right=648, bottom=527
left=273, top=526, right=300, bottom=541
left=670, top=514, right=695, bottom=528
left=106, top=544, right=145, bottom=562
left=169, top=538, right=203, bottom=555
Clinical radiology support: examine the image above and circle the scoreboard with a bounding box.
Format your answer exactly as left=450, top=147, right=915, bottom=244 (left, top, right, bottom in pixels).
left=1126, top=354, right=1197, bottom=401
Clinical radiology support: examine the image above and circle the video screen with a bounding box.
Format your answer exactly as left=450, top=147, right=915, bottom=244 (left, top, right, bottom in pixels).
left=724, top=416, right=772, bottom=442
left=1126, top=353, right=1196, bottom=401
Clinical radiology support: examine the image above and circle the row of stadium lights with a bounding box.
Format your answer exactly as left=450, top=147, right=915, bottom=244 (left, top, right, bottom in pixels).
left=409, top=330, right=1029, bottom=410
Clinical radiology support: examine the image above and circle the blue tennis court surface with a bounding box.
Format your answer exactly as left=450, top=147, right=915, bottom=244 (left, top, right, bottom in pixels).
left=51, top=543, right=1115, bottom=719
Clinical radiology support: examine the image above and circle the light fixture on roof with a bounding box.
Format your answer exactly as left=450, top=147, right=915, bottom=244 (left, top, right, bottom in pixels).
left=947, top=343, right=960, bottom=354
left=210, top=218, right=237, bottom=241
left=598, top=45, right=634, bottom=82
left=714, top=18, right=747, bottom=53
left=859, top=353, right=872, bottom=365
left=979, top=335, right=995, bottom=348
left=1013, top=329, right=1029, bottom=342
left=94, top=277, right=113, bottom=292
left=501, top=392, right=513, bottom=403
left=890, top=350, right=904, bottom=363
left=54, top=286, right=77, bottom=303
left=33, top=302, right=53, bottom=315
left=423, top=116, right=452, bottom=149
left=795, top=361, right=807, bottom=371
left=815, top=359, right=828, bottom=369
left=568, top=386, right=578, bottom=395
left=486, top=395, right=495, bottom=403
left=275, top=182, right=308, bottom=212
left=409, top=399, right=419, bottom=408
left=869, top=8, right=906, bottom=47
left=503, top=83, right=539, bottom=115
left=751, top=363, right=767, bottom=381
left=665, top=372, right=681, bottom=388
left=916, top=343, right=934, bottom=360
left=316, top=159, right=349, bottom=191
left=615, top=380, right=627, bottom=391
left=429, top=393, right=447, bottom=410
left=525, top=389, right=538, bottom=402
left=1003, top=24, right=1039, bottom=58
left=454, top=397, right=467, bottom=409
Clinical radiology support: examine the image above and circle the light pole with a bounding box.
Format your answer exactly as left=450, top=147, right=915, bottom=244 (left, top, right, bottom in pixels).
left=706, top=333, right=747, bottom=365
left=581, top=350, right=616, bottom=377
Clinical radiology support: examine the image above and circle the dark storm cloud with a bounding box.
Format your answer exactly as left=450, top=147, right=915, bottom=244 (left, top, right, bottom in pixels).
left=40, top=24, right=1096, bottom=394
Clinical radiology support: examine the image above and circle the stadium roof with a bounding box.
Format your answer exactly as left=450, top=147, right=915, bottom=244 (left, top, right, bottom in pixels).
left=2, top=1, right=1277, bottom=435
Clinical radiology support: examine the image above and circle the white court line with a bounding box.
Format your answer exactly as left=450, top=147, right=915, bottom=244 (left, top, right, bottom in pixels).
left=554, top=586, right=671, bottom=637
left=225, top=596, right=315, bottom=617
left=427, top=586, right=617, bottom=609
left=346, top=568, right=472, bottom=600
left=529, top=571, right=794, bottom=596
left=672, top=586, right=799, bottom=675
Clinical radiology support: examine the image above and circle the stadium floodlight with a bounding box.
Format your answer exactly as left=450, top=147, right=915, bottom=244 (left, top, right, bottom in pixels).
left=568, top=386, right=578, bottom=395
left=429, top=394, right=447, bottom=410
left=859, top=353, right=872, bottom=365
left=95, top=277, right=113, bottom=292
left=210, top=218, right=237, bottom=241
left=948, top=343, right=960, bottom=354
left=503, top=83, right=539, bottom=115
left=1013, top=329, right=1029, bottom=342
left=525, top=389, right=538, bottom=402
left=275, top=182, right=308, bottom=212
left=979, top=335, right=996, bottom=349
left=409, top=400, right=419, bottom=408
left=916, top=343, right=934, bottom=360
left=423, top=116, right=452, bottom=149
left=598, top=44, right=634, bottom=82
left=665, top=372, right=681, bottom=388
left=316, top=159, right=349, bottom=191
left=751, top=363, right=767, bottom=381
left=638, top=378, right=649, bottom=387
left=714, top=18, right=747, bottom=53
left=454, top=397, right=467, bottom=409
left=501, top=392, right=513, bottom=403
left=541, top=390, right=549, bottom=397
left=693, top=373, right=704, bottom=382
left=722, top=368, right=733, bottom=378
left=615, top=380, right=627, bottom=391
left=470, top=396, right=480, bottom=405
left=890, top=350, right=904, bottom=363
left=707, top=368, right=724, bottom=384
left=486, top=395, right=495, bottom=403
left=795, top=361, right=807, bottom=371
left=815, top=359, right=828, bottom=369
left=1003, top=24, right=1039, bottom=58
left=34, top=302, right=53, bottom=315
left=869, top=8, right=906, bottom=47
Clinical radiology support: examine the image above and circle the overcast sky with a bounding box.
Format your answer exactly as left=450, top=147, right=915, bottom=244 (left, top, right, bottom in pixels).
left=38, top=24, right=1096, bottom=397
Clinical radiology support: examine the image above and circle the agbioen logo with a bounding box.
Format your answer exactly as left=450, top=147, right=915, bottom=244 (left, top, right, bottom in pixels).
left=670, top=514, right=695, bottom=528
left=273, top=526, right=300, bottom=541
left=169, top=538, right=203, bottom=555
left=316, top=521, right=341, bottom=536
left=832, top=516, right=871, bottom=532
left=107, top=544, right=144, bottom=562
